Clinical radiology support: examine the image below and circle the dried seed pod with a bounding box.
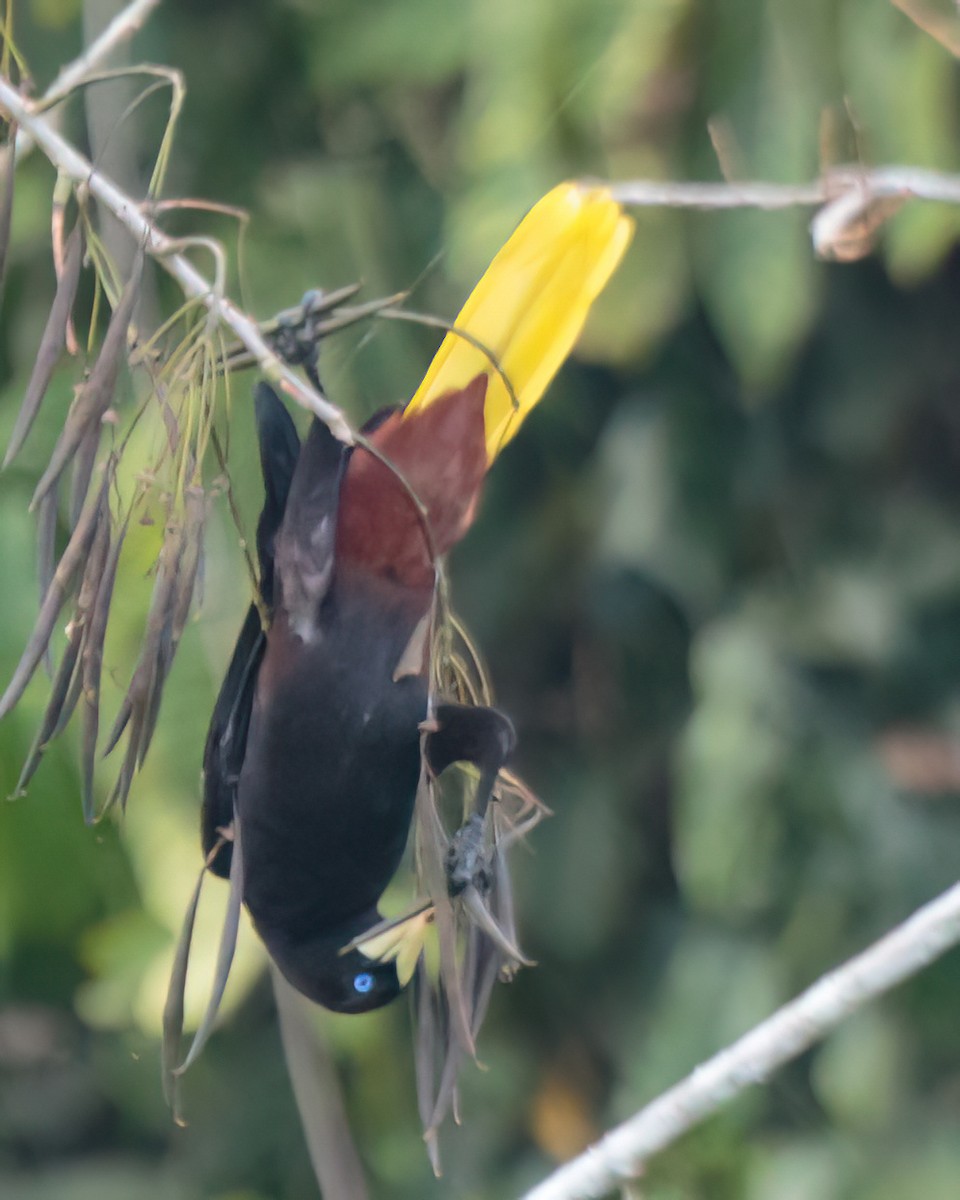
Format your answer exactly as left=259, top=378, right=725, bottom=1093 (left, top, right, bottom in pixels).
left=31, top=253, right=141, bottom=509
left=70, top=422, right=101, bottom=531
left=103, top=517, right=183, bottom=809
left=0, top=471, right=110, bottom=720
left=4, top=223, right=85, bottom=469
left=170, top=489, right=205, bottom=644
left=80, top=516, right=127, bottom=818
left=136, top=520, right=186, bottom=768
left=174, top=821, right=244, bottom=1076
left=35, top=487, right=59, bottom=611
left=15, top=631, right=82, bottom=795
left=162, top=860, right=207, bottom=1124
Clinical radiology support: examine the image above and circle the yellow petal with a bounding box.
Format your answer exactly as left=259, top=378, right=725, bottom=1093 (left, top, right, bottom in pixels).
left=405, top=182, right=634, bottom=461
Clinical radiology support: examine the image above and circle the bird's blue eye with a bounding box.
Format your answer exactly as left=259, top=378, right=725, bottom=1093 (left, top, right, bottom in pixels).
left=353, top=971, right=374, bottom=994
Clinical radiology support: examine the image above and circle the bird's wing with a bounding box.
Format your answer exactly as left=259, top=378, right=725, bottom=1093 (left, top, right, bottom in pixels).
left=201, top=384, right=304, bottom=874
left=273, top=408, right=351, bottom=643
left=254, top=381, right=303, bottom=603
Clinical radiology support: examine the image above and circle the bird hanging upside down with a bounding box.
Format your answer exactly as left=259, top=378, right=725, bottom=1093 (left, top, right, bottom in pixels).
left=197, top=183, right=634, bottom=1021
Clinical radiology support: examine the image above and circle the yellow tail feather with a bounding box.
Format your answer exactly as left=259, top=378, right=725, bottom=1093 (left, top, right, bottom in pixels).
left=404, top=182, right=634, bottom=462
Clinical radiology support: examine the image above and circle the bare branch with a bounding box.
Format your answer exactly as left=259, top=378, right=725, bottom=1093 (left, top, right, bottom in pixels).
left=608, top=179, right=830, bottom=210
left=43, top=0, right=161, bottom=107
left=890, top=0, right=960, bottom=58
left=609, top=166, right=960, bottom=210
left=610, top=166, right=960, bottom=260
left=0, top=74, right=355, bottom=442
left=7, top=0, right=163, bottom=163
left=520, top=880, right=960, bottom=1200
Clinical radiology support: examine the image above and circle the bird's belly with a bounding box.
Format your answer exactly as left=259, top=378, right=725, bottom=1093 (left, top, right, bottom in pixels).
left=237, top=614, right=428, bottom=943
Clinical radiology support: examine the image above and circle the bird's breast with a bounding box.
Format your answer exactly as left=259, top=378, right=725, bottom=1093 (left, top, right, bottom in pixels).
left=237, top=574, right=429, bottom=942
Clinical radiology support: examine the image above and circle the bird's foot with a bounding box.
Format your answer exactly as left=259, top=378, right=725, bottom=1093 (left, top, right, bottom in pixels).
left=446, top=814, right=490, bottom=896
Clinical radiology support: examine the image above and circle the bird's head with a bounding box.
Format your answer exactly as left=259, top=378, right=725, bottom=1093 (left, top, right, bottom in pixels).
left=260, top=913, right=413, bottom=1015
left=304, top=944, right=403, bottom=1014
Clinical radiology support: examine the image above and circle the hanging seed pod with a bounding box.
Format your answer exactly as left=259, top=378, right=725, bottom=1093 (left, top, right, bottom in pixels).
left=103, top=517, right=183, bottom=810
left=80, top=518, right=127, bottom=820
left=36, top=486, right=59, bottom=676
left=139, top=493, right=205, bottom=762
left=4, top=223, right=85, bottom=469
left=415, top=771, right=475, bottom=1058
left=15, top=630, right=83, bottom=795
left=136, top=522, right=187, bottom=768
left=170, top=489, right=205, bottom=643
left=31, top=253, right=141, bottom=510
left=0, top=471, right=110, bottom=720
left=32, top=484, right=114, bottom=794
left=162, top=859, right=207, bottom=1124
left=414, top=965, right=443, bottom=1172
left=75, top=510, right=113, bottom=823
left=70, top=422, right=101, bottom=531
left=105, top=719, right=139, bottom=815
left=35, top=486, right=59, bottom=613
left=174, top=821, right=244, bottom=1076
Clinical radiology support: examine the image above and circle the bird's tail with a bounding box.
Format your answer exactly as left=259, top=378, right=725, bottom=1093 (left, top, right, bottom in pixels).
left=403, top=182, right=633, bottom=462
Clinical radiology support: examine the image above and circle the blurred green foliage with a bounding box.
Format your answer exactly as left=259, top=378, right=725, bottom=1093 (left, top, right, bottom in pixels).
left=3, top=0, right=960, bottom=1197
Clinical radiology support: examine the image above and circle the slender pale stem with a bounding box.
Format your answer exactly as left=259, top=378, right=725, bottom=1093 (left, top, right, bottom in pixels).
left=0, top=74, right=355, bottom=441
left=521, top=880, right=960, bottom=1200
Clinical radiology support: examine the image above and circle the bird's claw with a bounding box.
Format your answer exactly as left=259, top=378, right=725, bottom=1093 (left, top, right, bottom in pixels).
left=446, top=814, right=490, bottom=896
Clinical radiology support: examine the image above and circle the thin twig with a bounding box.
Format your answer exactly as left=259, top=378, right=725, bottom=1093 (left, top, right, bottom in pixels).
left=8, top=0, right=163, bottom=162
left=608, top=166, right=960, bottom=210
left=520, top=880, right=960, bottom=1200
left=890, top=0, right=960, bottom=58
left=608, top=178, right=830, bottom=210
left=43, top=0, right=161, bottom=108
left=611, top=166, right=960, bottom=259
left=0, top=74, right=355, bottom=441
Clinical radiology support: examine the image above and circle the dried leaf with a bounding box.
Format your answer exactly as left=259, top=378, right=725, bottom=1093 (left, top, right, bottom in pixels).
left=4, top=223, right=85, bottom=469
left=31, top=254, right=141, bottom=510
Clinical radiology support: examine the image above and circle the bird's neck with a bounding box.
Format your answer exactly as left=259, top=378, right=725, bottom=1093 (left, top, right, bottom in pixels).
left=335, top=375, right=489, bottom=592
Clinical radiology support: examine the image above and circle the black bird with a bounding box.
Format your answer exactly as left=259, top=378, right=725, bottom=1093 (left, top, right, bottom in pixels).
left=201, top=379, right=515, bottom=1013
left=198, top=183, right=633, bottom=1015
